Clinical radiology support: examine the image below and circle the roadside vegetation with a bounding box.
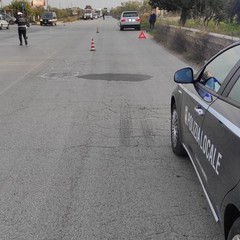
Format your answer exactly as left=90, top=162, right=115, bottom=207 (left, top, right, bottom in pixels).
left=110, top=0, right=240, bottom=37
left=110, top=0, right=240, bottom=66
left=160, top=17, right=240, bottom=38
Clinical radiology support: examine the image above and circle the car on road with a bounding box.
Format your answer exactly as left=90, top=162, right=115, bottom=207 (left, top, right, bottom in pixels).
left=171, top=41, right=240, bottom=240
left=0, top=15, right=9, bottom=30
left=40, top=11, right=57, bottom=26
left=0, top=12, right=16, bottom=24
left=119, top=11, right=141, bottom=31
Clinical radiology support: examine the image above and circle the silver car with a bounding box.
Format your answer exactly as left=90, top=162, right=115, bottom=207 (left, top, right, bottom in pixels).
left=119, top=11, right=141, bottom=31
left=0, top=12, right=16, bottom=24
left=0, top=15, right=9, bottom=30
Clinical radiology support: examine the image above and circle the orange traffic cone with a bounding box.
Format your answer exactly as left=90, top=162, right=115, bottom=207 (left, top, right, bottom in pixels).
left=90, top=39, right=96, bottom=51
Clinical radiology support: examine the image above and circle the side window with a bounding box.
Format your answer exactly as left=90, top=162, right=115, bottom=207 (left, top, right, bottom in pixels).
left=200, top=45, right=240, bottom=92
left=228, top=77, right=240, bottom=103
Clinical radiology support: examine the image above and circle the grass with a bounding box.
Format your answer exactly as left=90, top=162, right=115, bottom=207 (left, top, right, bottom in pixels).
left=158, top=17, right=240, bottom=38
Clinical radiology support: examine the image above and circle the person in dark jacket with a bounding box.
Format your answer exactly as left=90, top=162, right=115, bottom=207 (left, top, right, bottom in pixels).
left=149, top=11, right=156, bottom=30
left=15, top=12, right=28, bottom=46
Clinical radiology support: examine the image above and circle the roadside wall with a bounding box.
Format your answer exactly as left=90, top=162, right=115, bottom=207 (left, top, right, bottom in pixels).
left=154, top=24, right=240, bottom=66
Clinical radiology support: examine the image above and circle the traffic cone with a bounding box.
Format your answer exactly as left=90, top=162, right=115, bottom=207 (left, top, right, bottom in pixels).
left=90, top=39, right=96, bottom=51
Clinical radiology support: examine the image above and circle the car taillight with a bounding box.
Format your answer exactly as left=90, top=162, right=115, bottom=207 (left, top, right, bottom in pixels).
left=136, top=18, right=141, bottom=22
left=121, top=19, right=126, bottom=22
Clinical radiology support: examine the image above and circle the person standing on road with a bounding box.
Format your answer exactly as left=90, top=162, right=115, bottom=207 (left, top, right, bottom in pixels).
left=15, top=12, right=28, bottom=46
left=149, top=11, right=156, bottom=30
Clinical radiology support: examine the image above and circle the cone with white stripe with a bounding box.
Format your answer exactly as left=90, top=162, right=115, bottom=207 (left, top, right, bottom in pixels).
left=90, top=39, right=96, bottom=51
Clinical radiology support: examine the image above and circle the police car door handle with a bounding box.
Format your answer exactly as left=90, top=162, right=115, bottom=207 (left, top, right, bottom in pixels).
left=194, top=106, right=204, bottom=116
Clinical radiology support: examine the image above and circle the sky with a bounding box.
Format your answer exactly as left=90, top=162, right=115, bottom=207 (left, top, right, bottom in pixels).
left=1, top=0, right=133, bottom=9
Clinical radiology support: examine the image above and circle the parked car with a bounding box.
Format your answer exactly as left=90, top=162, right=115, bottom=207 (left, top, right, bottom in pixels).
left=119, top=11, right=141, bottom=31
left=40, top=11, right=57, bottom=26
left=0, top=15, right=9, bottom=30
left=0, top=12, right=16, bottom=24
left=171, top=41, right=240, bottom=240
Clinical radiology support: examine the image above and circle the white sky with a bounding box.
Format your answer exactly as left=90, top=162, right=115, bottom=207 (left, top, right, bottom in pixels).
left=2, top=0, right=133, bottom=9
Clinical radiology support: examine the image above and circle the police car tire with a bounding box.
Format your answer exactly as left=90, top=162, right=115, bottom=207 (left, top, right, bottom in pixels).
left=227, top=218, right=240, bottom=240
left=171, top=103, right=186, bottom=156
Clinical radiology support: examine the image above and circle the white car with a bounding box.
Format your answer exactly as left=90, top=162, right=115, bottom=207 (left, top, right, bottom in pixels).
left=0, top=12, right=16, bottom=24
left=0, top=15, right=9, bottom=30
left=119, top=11, right=141, bottom=31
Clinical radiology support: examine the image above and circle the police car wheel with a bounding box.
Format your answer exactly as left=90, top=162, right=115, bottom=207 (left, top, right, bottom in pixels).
left=171, top=103, right=186, bottom=156
left=228, top=218, right=240, bottom=240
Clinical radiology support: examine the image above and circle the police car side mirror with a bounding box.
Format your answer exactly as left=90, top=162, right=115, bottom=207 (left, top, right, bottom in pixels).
left=174, top=67, right=194, bottom=84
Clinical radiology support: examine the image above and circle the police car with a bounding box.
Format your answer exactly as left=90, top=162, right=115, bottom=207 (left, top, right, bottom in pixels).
left=171, top=41, right=240, bottom=240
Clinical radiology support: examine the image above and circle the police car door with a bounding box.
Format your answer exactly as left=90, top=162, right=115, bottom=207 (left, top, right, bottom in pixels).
left=194, top=44, right=240, bottom=220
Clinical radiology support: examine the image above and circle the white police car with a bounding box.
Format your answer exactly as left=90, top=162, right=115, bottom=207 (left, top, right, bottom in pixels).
left=171, top=41, right=240, bottom=240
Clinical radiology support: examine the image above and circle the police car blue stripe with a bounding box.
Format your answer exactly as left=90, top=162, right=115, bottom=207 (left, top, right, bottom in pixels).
left=180, top=84, right=240, bottom=138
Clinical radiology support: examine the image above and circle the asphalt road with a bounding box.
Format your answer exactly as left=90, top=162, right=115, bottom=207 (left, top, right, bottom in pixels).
left=0, top=18, right=224, bottom=239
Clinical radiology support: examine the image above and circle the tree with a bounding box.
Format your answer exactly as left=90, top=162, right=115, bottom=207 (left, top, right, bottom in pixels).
left=9, top=0, right=33, bottom=17
left=148, top=0, right=196, bottom=26
left=110, top=1, right=142, bottom=19
left=200, top=0, right=226, bottom=24
left=140, top=0, right=152, bottom=14
left=225, top=0, right=240, bottom=23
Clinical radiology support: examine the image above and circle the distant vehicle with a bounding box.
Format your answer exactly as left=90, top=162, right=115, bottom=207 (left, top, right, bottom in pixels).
left=119, top=11, right=141, bottom=31
left=40, top=11, right=57, bottom=26
left=0, top=15, right=9, bottom=29
left=71, top=7, right=78, bottom=16
left=0, top=12, right=16, bottom=24
left=83, top=8, right=93, bottom=20
left=93, top=13, right=98, bottom=19
left=95, top=8, right=102, bottom=18
left=171, top=41, right=240, bottom=240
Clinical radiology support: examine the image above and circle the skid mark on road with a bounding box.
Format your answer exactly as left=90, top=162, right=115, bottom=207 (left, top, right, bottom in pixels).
left=139, top=107, right=155, bottom=147
left=120, top=102, right=133, bottom=147
left=119, top=101, right=169, bottom=148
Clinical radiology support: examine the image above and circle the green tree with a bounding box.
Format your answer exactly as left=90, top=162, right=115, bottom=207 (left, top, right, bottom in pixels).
left=9, top=0, right=33, bottom=17
left=148, top=0, right=196, bottom=26
left=201, top=0, right=226, bottom=24
left=140, top=0, right=153, bottom=15
left=32, top=6, right=45, bottom=21
left=111, top=1, right=142, bottom=19
left=225, top=0, right=240, bottom=23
